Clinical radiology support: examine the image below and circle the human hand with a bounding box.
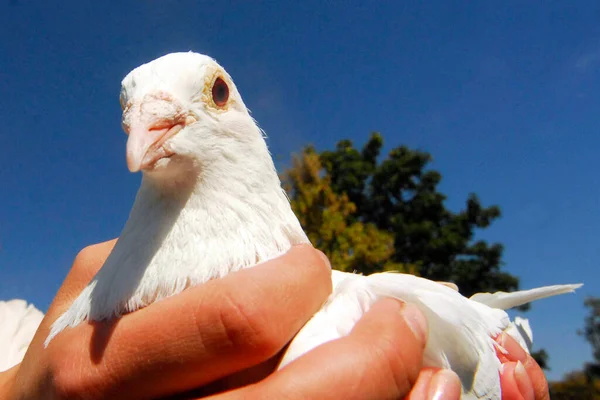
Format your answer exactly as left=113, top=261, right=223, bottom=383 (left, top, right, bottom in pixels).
left=495, top=331, right=550, bottom=400
left=436, top=281, right=550, bottom=400
left=2, top=241, right=461, bottom=400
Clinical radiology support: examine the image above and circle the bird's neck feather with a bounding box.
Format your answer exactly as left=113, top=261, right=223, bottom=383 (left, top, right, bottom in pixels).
left=93, top=144, right=309, bottom=314
left=124, top=151, right=309, bottom=274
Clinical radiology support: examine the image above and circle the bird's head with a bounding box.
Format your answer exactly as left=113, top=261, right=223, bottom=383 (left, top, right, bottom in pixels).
left=120, top=52, right=264, bottom=181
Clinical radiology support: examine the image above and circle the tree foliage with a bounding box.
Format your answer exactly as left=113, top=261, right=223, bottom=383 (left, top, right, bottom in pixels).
left=550, top=371, right=600, bottom=400
left=283, top=146, right=415, bottom=275
left=283, top=133, right=519, bottom=296
left=581, top=297, right=600, bottom=380
left=544, top=297, right=600, bottom=399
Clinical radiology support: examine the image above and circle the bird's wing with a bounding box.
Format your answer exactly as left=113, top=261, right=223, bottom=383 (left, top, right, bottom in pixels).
left=469, top=284, right=582, bottom=310
left=363, top=272, right=504, bottom=399
left=0, top=299, right=44, bottom=372
left=284, top=271, right=505, bottom=398
left=279, top=271, right=370, bottom=368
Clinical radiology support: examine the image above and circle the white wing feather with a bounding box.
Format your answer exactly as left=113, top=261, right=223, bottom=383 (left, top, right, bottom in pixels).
left=281, top=271, right=581, bottom=399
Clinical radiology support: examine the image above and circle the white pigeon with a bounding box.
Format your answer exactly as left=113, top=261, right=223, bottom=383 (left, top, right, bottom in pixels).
left=0, top=299, right=44, bottom=372
left=45, top=52, right=581, bottom=399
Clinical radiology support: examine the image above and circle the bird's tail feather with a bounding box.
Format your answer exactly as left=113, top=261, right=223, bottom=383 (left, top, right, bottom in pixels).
left=469, top=283, right=583, bottom=310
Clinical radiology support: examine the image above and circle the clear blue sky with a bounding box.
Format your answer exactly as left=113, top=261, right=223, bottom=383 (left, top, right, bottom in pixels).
left=1, top=1, right=598, bottom=381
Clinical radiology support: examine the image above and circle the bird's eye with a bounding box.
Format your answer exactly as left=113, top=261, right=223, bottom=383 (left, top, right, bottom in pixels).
left=211, top=77, right=229, bottom=107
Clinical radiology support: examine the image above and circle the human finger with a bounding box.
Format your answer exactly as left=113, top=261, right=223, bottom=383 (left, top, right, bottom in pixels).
left=403, top=368, right=461, bottom=400
left=499, top=361, right=534, bottom=400
left=495, top=332, right=549, bottom=400
left=209, top=299, right=461, bottom=400
left=38, top=244, right=331, bottom=400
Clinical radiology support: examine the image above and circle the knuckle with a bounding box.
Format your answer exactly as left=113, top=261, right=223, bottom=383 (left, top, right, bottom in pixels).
left=297, top=246, right=332, bottom=291
left=70, top=247, right=92, bottom=272
left=70, top=246, right=99, bottom=276
left=73, top=240, right=114, bottom=267
left=65, top=240, right=117, bottom=285
left=74, top=243, right=101, bottom=264
left=212, top=290, right=283, bottom=358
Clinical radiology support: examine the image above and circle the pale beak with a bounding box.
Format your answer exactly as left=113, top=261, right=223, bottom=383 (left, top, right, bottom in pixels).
left=125, top=122, right=185, bottom=172
left=123, top=94, right=194, bottom=172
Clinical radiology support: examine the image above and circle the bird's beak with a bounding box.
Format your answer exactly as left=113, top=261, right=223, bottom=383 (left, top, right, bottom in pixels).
left=123, top=94, right=195, bottom=172
left=125, top=121, right=184, bottom=172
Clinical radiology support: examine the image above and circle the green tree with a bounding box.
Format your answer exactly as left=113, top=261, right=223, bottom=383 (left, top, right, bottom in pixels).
left=581, top=297, right=600, bottom=380
left=550, top=371, right=600, bottom=400
left=283, top=147, right=414, bottom=275
left=541, top=297, right=600, bottom=399
left=283, top=132, right=519, bottom=296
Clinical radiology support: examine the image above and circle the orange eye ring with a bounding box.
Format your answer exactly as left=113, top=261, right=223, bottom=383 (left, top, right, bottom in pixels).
left=212, top=77, right=229, bottom=107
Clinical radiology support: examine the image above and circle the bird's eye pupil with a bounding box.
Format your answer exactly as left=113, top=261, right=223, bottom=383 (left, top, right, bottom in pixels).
left=212, top=77, right=229, bottom=107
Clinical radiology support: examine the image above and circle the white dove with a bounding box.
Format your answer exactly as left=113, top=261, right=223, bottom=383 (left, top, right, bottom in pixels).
left=45, top=52, right=581, bottom=399
left=0, top=299, right=44, bottom=372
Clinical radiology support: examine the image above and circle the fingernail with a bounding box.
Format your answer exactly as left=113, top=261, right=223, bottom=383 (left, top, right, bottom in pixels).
left=515, top=360, right=526, bottom=375
left=315, top=250, right=332, bottom=269
left=402, top=303, right=428, bottom=343
left=500, top=332, right=528, bottom=362
left=514, top=361, right=535, bottom=400
left=427, top=369, right=462, bottom=400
